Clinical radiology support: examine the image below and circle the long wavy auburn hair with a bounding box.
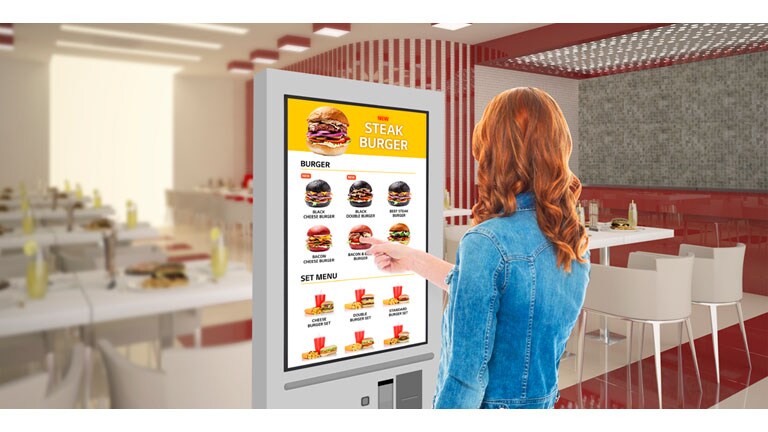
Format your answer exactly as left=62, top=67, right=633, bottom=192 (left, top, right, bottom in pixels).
left=471, top=87, right=588, bottom=272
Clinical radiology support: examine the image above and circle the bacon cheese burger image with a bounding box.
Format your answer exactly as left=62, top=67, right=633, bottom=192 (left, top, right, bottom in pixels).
left=306, top=106, right=351, bottom=156
left=306, top=225, right=332, bottom=252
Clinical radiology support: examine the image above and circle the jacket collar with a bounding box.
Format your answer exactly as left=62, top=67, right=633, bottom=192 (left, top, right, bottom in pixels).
left=516, top=191, right=535, bottom=211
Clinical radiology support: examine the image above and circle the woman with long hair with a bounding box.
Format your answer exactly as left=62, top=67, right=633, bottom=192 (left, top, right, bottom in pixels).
left=361, top=87, right=589, bottom=409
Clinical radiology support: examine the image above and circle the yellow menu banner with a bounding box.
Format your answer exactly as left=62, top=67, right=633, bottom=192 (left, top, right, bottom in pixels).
left=286, top=97, right=427, bottom=159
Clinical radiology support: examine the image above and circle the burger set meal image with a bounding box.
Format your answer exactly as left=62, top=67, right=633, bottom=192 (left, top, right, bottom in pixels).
left=384, top=325, right=409, bottom=346
left=305, top=106, right=351, bottom=157
left=302, top=336, right=337, bottom=361
left=304, top=293, right=334, bottom=316
left=382, top=285, right=409, bottom=306
left=345, top=330, right=375, bottom=352
left=345, top=288, right=374, bottom=310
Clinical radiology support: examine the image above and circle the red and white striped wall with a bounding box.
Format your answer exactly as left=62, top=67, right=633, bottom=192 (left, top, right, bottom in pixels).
left=281, top=39, right=506, bottom=225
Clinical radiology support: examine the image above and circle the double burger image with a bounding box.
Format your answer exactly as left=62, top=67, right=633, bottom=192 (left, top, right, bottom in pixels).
left=348, top=225, right=373, bottom=250
left=388, top=223, right=411, bottom=245
left=387, top=181, right=411, bottom=207
left=348, top=180, right=373, bottom=207
left=306, top=106, right=351, bottom=156
left=345, top=289, right=374, bottom=310
left=304, top=179, right=332, bottom=208
left=306, top=225, right=332, bottom=252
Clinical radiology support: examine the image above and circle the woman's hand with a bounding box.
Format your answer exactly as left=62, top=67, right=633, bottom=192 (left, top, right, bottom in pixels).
left=360, top=237, right=414, bottom=273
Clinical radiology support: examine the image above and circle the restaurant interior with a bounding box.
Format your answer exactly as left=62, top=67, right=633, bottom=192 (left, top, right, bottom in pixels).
left=0, top=21, right=766, bottom=409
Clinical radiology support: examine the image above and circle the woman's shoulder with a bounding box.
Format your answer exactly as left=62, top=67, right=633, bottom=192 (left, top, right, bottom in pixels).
left=467, top=215, right=546, bottom=258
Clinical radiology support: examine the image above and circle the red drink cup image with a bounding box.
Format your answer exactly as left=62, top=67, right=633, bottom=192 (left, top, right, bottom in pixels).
left=393, top=286, right=403, bottom=298
left=315, top=294, right=326, bottom=308
left=314, top=337, right=325, bottom=353
left=355, top=331, right=365, bottom=344
left=355, top=289, right=365, bottom=303
left=393, top=325, right=403, bottom=338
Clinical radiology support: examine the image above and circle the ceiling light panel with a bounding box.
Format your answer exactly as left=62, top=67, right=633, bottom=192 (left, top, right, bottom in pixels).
left=56, top=40, right=201, bottom=62
left=61, top=24, right=221, bottom=50
left=168, top=23, right=249, bottom=35
left=432, top=23, right=471, bottom=31
left=505, top=23, right=768, bottom=78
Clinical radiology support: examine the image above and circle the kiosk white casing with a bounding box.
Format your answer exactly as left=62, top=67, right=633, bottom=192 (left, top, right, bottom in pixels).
left=252, top=70, right=444, bottom=408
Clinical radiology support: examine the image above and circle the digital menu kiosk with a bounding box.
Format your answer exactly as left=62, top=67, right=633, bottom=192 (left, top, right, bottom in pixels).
left=253, top=70, right=444, bottom=408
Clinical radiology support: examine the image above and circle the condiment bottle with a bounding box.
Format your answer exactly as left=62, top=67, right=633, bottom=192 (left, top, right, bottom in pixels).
left=628, top=200, right=638, bottom=229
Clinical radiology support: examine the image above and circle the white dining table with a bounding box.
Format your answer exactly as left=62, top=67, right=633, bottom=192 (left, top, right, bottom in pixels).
left=0, top=223, right=159, bottom=252
left=443, top=208, right=473, bottom=218
left=0, top=227, right=58, bottom=252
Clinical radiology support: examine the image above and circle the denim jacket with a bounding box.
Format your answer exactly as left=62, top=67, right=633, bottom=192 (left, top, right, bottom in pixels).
left=433, top=192, right=590, bottom=409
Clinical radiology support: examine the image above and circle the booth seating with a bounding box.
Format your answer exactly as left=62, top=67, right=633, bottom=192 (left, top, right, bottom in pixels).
left=577, top=253, right=702, bottom=408
left=0, top=343, right=84, bottom=409
left=97, top=339, right=251, bottom=408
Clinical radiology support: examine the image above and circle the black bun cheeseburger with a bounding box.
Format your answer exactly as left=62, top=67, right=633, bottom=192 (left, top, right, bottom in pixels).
left=305, top=179, right=332, bottom=208
left=348, top=180, right=373, bottom=207
left=387, top=181, right=411, bottom=207
left=306, top=106, right=351, bottom=156
left=306, top=225, right=332, bottom=252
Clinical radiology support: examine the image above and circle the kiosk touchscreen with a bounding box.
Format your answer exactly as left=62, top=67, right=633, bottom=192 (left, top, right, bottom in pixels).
left=253, top=70, right=444, bottom=409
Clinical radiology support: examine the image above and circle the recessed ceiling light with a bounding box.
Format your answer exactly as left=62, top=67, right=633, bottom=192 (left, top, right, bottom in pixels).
left=313, top=23, right=350, bottom=37
left=228, top=60, right=253, bottom=74
left=56, top=40, right=201, bottom=62
left=0, top=24, right=13, bottom=36
left=250, top=49, right=279, bottom=64
left=168, top=23, right=249, bottom=35
left=432, top=23, right=472, bottom=31
left=278, top=35, right=310, bottom=52
left=60, top=24, right=221, bottom=50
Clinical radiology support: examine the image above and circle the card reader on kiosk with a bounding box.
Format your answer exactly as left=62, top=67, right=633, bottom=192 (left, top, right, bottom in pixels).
left=252, top=70, right=444, bottom=408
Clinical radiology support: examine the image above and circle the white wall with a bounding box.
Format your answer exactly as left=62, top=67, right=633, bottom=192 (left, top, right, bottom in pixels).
left=50, top=55, right=177, bottom=226
left=173, top=76, right=246, bottom=190
left=0, top=56, right=49, bottom=190
left=474, top=66, right=581, bottom=175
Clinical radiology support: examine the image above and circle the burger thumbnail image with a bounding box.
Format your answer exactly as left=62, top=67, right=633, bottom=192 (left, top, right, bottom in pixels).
left=383, top=293, right=409, bottom=306
left=348, top=180, right=373, bottom=207
left=302, top=345, right=337, bottom=360
left=304, top=301, right=334, bottom=315
left=306, top=106, right=351, bottom=156
left=384, top=331, right=410, bottom=345
left=305, top=179, right=332, bottom=208
left=388, top=223, right=410, bottom=245
left=387, top=181, right=411, bottom=207
left=345, top=338, right=375, bottom=352
left=344, top=293, right=374, bottom=309
left=348, top=225, right=372, bottom=250
left=306, top=225, right=332, bottom=252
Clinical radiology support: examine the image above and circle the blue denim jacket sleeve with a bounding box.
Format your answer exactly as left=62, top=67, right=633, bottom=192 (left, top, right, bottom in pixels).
left=434, top=231, right=504, bottom=409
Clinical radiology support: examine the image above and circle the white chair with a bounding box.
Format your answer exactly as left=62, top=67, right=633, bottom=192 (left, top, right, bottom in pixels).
left=0, top=343, right=84, bottom=408
left=443, top=224, right=471, bottom=263
left=678, top=243, right=749, bottom=383
left=98, top=339, right=251, bottom=408
left=577, top=253, right=701, bottom=408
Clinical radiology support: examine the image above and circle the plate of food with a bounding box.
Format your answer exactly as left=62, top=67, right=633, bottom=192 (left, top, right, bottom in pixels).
left=126, top=268, right=190, bottom=291
left=125, top=261, right=184, bottom=276
left=609, top=218, right=636, bottom=231
left=82, top=218, right=113, bottom=231
left=0, top=279, right=9, bottom=291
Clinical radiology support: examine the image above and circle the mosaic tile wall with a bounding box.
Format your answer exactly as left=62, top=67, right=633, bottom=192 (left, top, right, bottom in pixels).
left=579, top=51, right=767, bottom=190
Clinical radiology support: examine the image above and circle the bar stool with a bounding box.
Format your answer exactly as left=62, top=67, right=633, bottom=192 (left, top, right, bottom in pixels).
left=577, top=252, right=702, bottom=408
left=679, top=243, right=750, bottom=383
